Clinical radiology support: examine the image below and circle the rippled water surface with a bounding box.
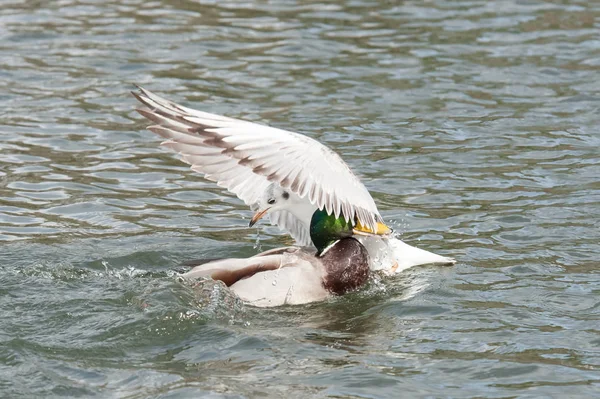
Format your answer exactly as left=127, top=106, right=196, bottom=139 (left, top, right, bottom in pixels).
left=2, top=0, right=600, bottom=397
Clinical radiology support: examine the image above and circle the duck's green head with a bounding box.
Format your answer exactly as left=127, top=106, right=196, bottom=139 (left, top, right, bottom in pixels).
left=310, top=209, right=354, bottom=255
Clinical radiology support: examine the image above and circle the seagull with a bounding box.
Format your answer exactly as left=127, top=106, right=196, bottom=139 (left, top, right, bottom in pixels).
left=132, top=86, right=455, bottom=274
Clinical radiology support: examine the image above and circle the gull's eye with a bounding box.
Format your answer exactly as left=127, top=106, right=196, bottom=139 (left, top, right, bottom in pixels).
left=282, top=191, right=289, bottom=200
left=267, top=198, right=276, bottom=205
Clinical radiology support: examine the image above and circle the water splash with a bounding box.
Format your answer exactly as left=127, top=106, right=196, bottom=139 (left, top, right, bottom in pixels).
left=253, top=228, right=262, bottom=251
left=186, top=278, right=246, bottom=324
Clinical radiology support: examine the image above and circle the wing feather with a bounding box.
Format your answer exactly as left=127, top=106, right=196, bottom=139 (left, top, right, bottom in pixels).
left=268, top=210, right=313, bottom=247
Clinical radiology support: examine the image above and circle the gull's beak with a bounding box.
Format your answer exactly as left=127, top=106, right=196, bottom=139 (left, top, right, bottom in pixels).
left=353, top=220, right=393, bottom=236
left=249, top=208, right=270, bottom=227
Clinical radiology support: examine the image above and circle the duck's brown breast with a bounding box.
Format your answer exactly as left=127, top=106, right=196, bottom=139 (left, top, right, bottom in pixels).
left=321, top=238, right=370, bottom=295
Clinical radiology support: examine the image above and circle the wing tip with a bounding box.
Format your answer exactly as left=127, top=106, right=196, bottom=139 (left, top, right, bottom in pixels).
left=131, top=88, right=152, bottom=109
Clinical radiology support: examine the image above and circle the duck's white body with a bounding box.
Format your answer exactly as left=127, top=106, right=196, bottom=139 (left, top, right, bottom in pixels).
left=182, top=239, right=371, bottom=307
left=183, top=250, right=329, bottom=307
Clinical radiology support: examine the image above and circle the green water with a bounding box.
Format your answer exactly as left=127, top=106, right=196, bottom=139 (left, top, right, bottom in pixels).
left=1, top=0, right=599, bottom=397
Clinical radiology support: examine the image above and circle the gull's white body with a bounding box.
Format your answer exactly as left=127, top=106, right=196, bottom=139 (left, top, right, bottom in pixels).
left=133, top=87, right=455, bottom=274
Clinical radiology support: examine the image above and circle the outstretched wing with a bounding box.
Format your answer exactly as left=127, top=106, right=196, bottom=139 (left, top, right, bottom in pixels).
left=132, top=86, right=384, bottom=234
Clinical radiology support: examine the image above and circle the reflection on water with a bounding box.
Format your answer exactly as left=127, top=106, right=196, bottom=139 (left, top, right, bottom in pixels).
left=1, top=0, right=599, bottom=397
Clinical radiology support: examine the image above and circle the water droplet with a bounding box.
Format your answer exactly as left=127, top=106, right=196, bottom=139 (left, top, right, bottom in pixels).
left=253, top=229, right=262, bottom=251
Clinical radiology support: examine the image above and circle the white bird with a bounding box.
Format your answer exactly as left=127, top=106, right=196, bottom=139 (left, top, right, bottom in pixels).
left=132, top=86, right=455, bottom=275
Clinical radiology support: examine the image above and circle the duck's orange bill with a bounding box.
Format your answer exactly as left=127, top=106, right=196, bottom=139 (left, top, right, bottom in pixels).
left=353, top=220, right=393, bottom=236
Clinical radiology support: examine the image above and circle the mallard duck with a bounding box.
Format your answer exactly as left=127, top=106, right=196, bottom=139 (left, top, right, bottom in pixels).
left=132, top=87, right=455, bottom=275
left=181, top=209, right=370, bottom=307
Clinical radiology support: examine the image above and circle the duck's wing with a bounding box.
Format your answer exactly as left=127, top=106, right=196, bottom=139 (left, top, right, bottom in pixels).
left=251, top=246, right=301, bottom=257
left=132, top=86, right=384, bottom=234
left=181, top=246, right=301, bottom=268
left=180, top=255, right=284, bottom=287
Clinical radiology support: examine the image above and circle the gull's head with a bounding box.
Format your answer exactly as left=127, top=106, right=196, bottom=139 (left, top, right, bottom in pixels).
left=249, top=184, right=302, bottom=227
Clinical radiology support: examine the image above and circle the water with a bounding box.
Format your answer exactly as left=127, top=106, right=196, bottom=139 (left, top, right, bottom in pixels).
left=1, top=0, right=599, bottom=397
